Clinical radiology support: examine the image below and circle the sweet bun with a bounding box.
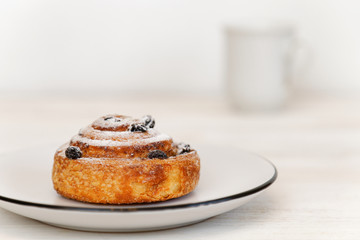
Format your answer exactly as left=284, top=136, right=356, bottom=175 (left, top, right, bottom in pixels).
left=52, top=115, right=200, bottom=204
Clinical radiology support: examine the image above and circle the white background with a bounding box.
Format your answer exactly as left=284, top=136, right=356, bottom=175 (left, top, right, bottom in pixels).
left=1, top=0, right=360, bottom=94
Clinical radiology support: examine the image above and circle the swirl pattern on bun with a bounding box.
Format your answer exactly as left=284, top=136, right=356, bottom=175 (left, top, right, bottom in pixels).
left=52, top=115, right=200, bottom=204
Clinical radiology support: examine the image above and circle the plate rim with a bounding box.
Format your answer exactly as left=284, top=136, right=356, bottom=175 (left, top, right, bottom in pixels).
left=0, top=152, right=277, bottom=213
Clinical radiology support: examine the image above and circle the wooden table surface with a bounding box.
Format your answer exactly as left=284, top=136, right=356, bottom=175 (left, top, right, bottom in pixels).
left=0, top=92, right=359, bottom=239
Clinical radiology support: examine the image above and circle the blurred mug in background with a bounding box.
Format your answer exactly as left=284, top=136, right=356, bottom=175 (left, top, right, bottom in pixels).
left=225, top=21, right=300, bottom=111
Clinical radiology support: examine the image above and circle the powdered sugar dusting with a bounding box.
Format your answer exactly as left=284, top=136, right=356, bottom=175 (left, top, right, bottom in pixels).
left=92, top=115, right=134, bottom=129
left=62, top=114, right=179, bottom=160
left=80, top=126, right=160, bottom=140
left=71, top=133, right=171, bottom=147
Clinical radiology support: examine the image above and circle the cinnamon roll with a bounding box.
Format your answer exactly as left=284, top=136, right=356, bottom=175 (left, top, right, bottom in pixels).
left=52, top=115, right=200, bottom=204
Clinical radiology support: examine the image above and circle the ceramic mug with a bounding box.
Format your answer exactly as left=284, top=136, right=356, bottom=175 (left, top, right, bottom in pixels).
left=225, top=21, right=301, bottom=111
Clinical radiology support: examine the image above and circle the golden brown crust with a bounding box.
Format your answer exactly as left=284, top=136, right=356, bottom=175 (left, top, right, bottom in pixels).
left=52, top=115, right=200, bottom=204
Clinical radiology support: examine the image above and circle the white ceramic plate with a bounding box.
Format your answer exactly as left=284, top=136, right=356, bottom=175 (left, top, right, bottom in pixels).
left=0, top=145, right=277, bottom=232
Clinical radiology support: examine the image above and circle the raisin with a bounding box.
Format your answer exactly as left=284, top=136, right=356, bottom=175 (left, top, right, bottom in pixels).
left=143, top=115, right=155, bottom=128
left=65, top=146, right=82, bottom=159
left=179, top=143, right=191, bottom=154
left=148, top=150, right=168, bottom=159
left=129, top=124, right=147, bottom=132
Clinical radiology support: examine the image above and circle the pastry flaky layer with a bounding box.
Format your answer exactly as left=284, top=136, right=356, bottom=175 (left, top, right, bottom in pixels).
left=52, top=114, right=200, bottom=204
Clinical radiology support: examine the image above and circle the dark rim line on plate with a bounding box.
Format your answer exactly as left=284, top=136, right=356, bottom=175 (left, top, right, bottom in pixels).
left=0, top=161, right=277, bottom=213
left=0, top=169, right=277, bottom=212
